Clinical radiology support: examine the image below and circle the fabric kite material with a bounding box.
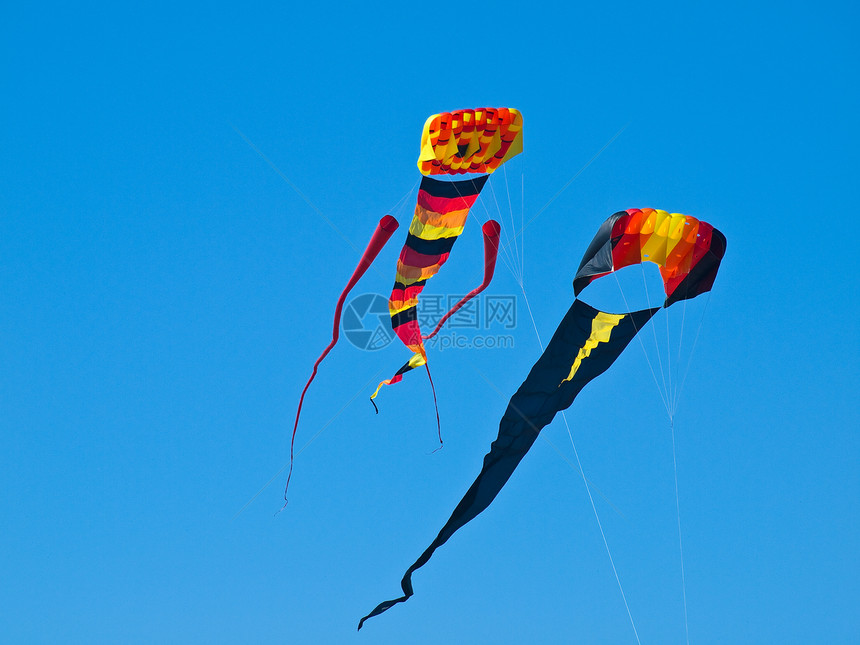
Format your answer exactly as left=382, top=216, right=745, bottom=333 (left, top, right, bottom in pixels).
left=418, top=108, right=523, bottom=176
left=359, top=300, right=658, bottom=629
left=423, top=218, right=501, bottom=342
left=285, top=215, right=399, bottom=501
left=372, top=175, right=491, bottom=400
left=573, top=208, right=727, bottom=306
left=372, top=107, right=521, bottom=409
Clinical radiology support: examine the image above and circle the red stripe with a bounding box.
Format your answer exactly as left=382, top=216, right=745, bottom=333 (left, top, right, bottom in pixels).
left=394, top=320, right=422, bottom=346
left=418, top=190, right=480, bottom=214
left=390, top=283, right=425, bottom=303
left=399, top=246, right=449, bottom=268
left=691, top=221, right=714, bottom=265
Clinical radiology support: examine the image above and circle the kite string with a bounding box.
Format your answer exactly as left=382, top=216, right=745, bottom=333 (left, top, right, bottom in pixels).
left=387, top=176, right=421, bottom=218
left=612, top=271, right=672, bottom=417
left=665, top=283, right=673, bottom=413
left=519, top=286, right=642, bottom=645
left=672, top=292, right=711, bottom=418
left=672, top=299, right=688, bottom=414
left=563, top=411, right=642, bottom=645
left=671, top=417, right=691, bottom=645
left=638, top=264, right=670, bottom=415
left=517, top=162, right=527, bottom=284
left=500, top=163, right=522, bottom=284
left=424, top=361, right=443, bottom=449
left=617, top=266, right=708, bottom=643
left=472, top=181, right=520, bottom=281
left=487, top=172, right=521, bottom=284
left=668, top=293, right=712, bottom=644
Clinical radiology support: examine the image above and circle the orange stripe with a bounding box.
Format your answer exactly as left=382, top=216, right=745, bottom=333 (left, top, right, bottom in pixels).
left=414, top=205, right=470, bottom=230
left=396, top=260, right=445, bottom=282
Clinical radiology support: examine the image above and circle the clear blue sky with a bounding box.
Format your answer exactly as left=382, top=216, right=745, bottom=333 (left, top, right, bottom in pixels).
left=2, top=2, right=858, bottom=644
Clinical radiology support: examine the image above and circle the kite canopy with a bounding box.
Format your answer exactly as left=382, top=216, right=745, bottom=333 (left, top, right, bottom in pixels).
left=418, top=107, right=523, bottom=176
left=573, top=209, right=726, bottom=307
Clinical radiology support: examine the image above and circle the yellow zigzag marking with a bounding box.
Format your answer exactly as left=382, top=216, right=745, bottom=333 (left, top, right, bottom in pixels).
left=560, top=312, right=625, bottom=385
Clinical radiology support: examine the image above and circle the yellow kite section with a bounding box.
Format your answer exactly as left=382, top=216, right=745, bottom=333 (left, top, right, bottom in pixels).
left=560, top=312, right=625, bottom=385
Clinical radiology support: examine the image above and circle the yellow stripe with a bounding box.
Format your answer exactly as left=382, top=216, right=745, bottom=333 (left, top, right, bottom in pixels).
left=407, top=352, right=427, bottom=368
left=560, top=312, right=625, bottom=385
left=640, top=209, right=671, bottom=265
left=369, top=352, right=428, bottom=399
left=499, top=130, right=524, bottom=165
left=663, top=214, right=688, bottom=258
left=389, top=299, right=418, bottom=316
left=481, top=130, right=503, bottom=165
left=409, top=217, right=465, bottom=240
left=417, top=114, right=438, bottom=163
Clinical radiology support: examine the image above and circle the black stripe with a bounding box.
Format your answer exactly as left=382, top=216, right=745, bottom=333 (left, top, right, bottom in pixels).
left=664, top=228, right=726, bottom=307
left=573, top=211, right=629, bottom=296
left=395, top=361, right=417, bottom=377
left=390, top=307, right=417, bottom=329
left=405, top=233, right=458, bottom=257
left=419, top=174, right=488, bottom=199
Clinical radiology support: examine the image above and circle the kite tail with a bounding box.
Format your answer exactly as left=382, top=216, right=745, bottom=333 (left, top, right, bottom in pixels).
left=369, top=353, right=441, bottom=447
left=423, top=220, right=502, bottom=341
left=357, top=562, right=419, bottom=630
left=357, top=515, right=449, bottom=630
left=424, top=361, right=442, bottom=449
left=369, top=352, right=426, bottom=408
left=284, top=215, right=399, bottom=503
left=358, top=303, right=662, bottom=630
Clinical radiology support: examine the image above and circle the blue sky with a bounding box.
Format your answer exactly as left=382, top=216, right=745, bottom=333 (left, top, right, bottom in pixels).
left=2, top=2, right=858, bottom=643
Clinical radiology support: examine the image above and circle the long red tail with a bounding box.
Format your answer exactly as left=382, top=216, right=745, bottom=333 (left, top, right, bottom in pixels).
left=284, top=215, right=400, bottom=503
left=423, top=220, right=501, bottom=341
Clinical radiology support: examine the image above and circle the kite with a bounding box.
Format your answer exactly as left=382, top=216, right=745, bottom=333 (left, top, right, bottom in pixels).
left=358, top=209, right=725, bottom=628
left=371, top=108, right=523, bottom=417
left=283, top=108, right=523, bottom=500
left=284, top=216, right=400, bottom=501
left=573, top=208, right=726, bottom=306
left=418, top=107, right=524, bottom=175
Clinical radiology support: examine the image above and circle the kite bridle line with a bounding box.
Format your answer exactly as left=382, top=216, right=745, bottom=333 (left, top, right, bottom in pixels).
left=482, top=157, right=705, bottom=645
left=611, top=264, right=715, bottom=645
left=428, top=141, right=645, bottom=642
left=441, top=124, right=629, bottom=319
left=515, top=283, right=644, bottom=645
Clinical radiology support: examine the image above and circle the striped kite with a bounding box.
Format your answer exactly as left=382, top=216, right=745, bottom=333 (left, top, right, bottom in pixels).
left=284, top=108, right=522, bottom=501
left=371, top=108, right=524, bottom=427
